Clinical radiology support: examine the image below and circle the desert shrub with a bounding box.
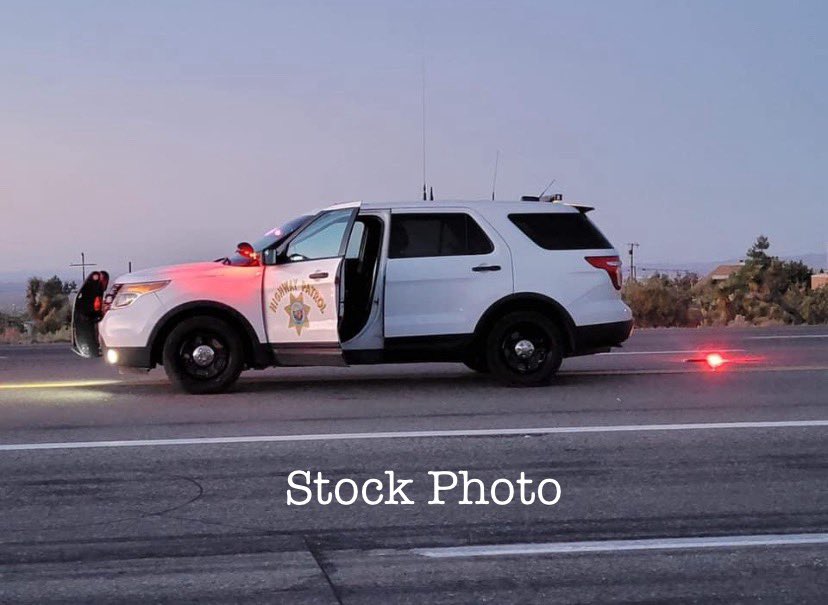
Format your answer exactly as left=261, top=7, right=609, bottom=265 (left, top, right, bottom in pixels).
left=25, top=276, right=76, bottom=334
left=623, top=273, right=700, bottom=327
left=0, top=326, right=23, bottom=344
left=697, top=236, right=817, bottom=325
left=801, top=286, right=828, bottom=324
left=626, top=236, right=826, bottom=327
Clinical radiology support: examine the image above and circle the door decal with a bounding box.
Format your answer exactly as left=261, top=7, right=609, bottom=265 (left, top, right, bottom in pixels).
left=285, top=293, right=311, bottom=335
left=268, top=280, right=329, bottom=336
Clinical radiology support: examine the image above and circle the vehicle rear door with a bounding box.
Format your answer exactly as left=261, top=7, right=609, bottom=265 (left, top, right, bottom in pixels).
left=383, top=209, right=513, bottom=339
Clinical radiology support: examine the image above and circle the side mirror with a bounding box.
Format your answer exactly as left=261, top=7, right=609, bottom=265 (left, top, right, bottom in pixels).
left=235, top=242, right=259, bottom=264
left=262, top=246, right=283, bottom=266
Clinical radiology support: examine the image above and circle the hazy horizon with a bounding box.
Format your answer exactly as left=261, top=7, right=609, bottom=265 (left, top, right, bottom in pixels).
left=2, top=0, right=826, bottom=277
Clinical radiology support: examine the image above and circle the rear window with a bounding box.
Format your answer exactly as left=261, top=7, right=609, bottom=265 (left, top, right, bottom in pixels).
left=389, top=213, right=494, bottom=259
left=508, top=213, right=612, bottom=250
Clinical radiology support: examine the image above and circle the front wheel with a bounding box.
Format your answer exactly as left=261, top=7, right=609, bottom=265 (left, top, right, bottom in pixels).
left=485, top=311, right=563, bottom=387
left=463, top=352, right=489, bottom=374
left=162, top=316, right=244, bottom=394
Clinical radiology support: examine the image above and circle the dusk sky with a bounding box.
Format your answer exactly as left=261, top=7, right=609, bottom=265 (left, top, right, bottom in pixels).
left=2, top=0, right=826, bottom=279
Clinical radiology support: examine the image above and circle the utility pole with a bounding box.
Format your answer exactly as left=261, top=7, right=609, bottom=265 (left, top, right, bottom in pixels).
left=625, top=243, right=640, bottom=281
left=69, top=252, right=96, bottom=281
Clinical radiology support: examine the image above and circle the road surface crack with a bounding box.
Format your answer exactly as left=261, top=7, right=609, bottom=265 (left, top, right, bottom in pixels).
left=304, top=535, right=343, bottom=605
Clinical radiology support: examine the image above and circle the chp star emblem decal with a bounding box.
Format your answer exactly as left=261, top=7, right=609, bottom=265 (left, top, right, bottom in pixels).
left=284, top=293, right=311, bottom=335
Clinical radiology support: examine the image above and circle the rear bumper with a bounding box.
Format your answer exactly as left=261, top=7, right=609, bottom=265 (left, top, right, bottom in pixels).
left=570, top=319, right=634, bottom=356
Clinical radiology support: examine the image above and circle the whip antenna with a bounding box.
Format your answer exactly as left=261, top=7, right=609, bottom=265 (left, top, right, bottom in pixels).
left=421, top=58, right=427, bottom=201
left=539, top=178, right=556, bottom=198
left=491, top=150, right=500, bottom=200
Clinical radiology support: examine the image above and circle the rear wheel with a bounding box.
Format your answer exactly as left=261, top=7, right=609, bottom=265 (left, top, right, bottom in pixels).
left=485, top=311, right=563, bottom=386
left=162, top=316, right=244, bottom=394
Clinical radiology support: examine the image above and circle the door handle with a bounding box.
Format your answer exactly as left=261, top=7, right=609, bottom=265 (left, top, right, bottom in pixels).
left=472, top=264, right=501, bottom=272
left=308, top=271, right=329, bottom=279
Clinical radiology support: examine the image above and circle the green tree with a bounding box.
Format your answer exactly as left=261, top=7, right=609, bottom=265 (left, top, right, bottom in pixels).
left=745, top=234, right=771, bottom=266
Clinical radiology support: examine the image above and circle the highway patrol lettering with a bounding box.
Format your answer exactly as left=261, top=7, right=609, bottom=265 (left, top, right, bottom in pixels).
left=268, top=280, right=327, bottom=314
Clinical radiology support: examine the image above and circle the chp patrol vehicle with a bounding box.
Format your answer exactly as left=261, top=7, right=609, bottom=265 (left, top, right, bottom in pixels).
left=72, top=197, right=633, bottom=393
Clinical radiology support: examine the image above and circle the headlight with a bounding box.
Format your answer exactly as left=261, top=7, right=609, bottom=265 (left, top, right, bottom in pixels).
left=111, top=281, right=170, bottom=309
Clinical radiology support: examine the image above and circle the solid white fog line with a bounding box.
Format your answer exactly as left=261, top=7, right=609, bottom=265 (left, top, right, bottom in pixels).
left=0, top=379, right=122, bottom=390
left=599, top=349, right=745, bottom=355
left=412, top=533, right=828, bottom=559
left=1, top=419, right=828, bottom=453
left=746, top=335, right=828, bottom=340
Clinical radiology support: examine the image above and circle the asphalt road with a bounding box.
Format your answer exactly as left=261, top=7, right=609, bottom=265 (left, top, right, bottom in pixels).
left=0, top=326, right=826, bottom=603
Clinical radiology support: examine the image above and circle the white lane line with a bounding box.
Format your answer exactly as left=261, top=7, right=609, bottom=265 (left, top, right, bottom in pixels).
left=412, top=532, right=828, bottom=558
left=1, top=419, right=827, bottom=452
left=599, top=349, right=745, bottom=356
left=746, top=335, right=828, bottom=340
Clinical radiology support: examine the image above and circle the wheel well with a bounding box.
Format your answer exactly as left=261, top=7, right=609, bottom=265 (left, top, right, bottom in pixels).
left=149, top=303, right=262, bottom=367
left=472, top=294, right=577, bottom=355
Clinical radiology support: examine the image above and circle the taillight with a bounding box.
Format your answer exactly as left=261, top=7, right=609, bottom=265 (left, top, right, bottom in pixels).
left=585, top=255, right=622, bottom=290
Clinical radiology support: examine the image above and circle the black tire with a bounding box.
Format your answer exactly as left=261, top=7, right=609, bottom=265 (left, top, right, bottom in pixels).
left=162, top=315, right=244, bottom=394
left=463, top=352, right=489, bottom=374
left=485, top=311, right=563, bottom=387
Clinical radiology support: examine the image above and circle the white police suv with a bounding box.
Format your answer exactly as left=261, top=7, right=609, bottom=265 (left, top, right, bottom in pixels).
left=72, top=197, right=633, bottom=393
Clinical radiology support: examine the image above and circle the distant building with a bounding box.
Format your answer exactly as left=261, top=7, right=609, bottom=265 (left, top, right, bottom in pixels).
left=812, top=273, right=828, bottom=289
left=707, top=263, right=744, bottom=282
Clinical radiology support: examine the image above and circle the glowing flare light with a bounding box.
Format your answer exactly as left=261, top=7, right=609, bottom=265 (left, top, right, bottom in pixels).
left=705, top=353, right=725, bottom=369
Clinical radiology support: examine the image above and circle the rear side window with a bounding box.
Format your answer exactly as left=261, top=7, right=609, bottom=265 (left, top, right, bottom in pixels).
left=389, top=213, right=494, bottom=259
left=509, top=213, right=612, bottom=250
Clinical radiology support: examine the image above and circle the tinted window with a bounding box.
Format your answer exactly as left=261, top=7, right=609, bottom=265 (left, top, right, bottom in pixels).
left=509, top=213, right=612, bottom=250
left=389, top=213, right=494, bottom=259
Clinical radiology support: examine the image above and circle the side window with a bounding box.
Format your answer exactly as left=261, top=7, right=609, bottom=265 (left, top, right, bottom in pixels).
left=389, top=213, right=494, bottom=259
left=508, top=213, right=612, bottom=250
left=344, top=221, right=366, bottom=259
left=286, top=209, right=352, bottom=261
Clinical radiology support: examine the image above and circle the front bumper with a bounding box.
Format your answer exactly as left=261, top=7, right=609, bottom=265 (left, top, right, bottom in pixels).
left=101, top=345, right=153, bottom=368
left=72, top=271, right=161, bottom=369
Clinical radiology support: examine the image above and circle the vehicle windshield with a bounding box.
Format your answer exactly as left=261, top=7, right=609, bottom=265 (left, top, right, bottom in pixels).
left=222, top=214, right=313, bottom=265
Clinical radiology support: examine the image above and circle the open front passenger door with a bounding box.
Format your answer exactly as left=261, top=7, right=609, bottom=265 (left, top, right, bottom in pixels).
left=262, top=205, right=359, bottom=366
